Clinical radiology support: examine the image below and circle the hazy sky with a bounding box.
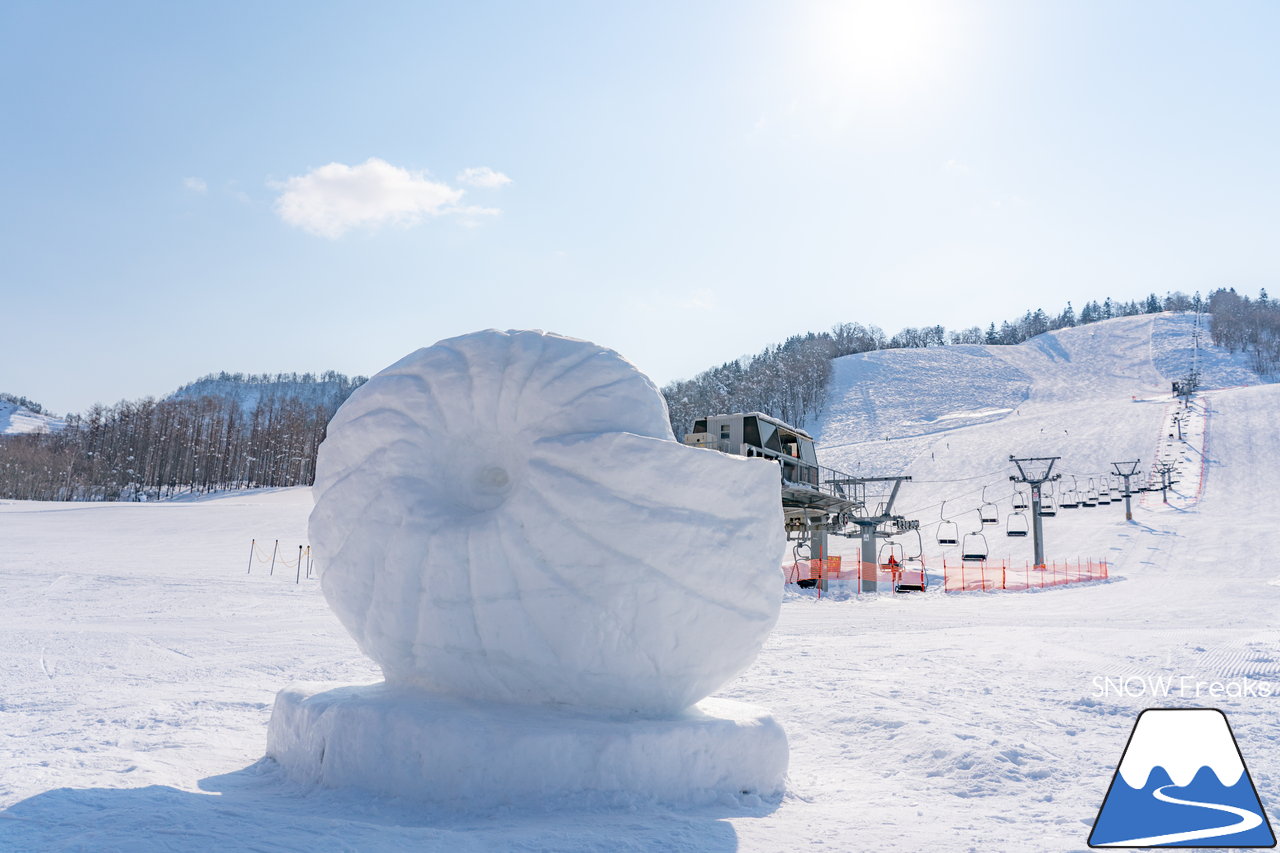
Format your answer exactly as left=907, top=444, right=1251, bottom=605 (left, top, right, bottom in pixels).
left=3, top=1, right=1277, bottom=415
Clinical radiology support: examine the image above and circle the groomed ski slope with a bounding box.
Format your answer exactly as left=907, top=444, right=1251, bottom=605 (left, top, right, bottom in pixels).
left=2, top=313, right=1279, bottom=851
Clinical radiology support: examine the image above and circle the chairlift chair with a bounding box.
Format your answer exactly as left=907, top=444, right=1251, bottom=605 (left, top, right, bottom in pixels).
left=1094, top=478, right=1111, bottom=505
left=1012, top=489, right=1029, bottom=510
left=978, top=487, right=999, bottom=525
left=961, top=531, right=989, bottom=562
left=1060, top=489, right=1079, bottom=509
left=1006, top=511, right=1029, bottom=537
left=878, top=541, right=904, bottom=567
left=1039, top=489, right=1058, bottom=517
left=937, top=501, right=959, bottom=545
left=895, top=572, right=927, bottom=593
left=895, top=530, right=928, bottom=592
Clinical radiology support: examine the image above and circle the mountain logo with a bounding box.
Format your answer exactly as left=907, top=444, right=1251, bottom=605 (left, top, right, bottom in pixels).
left=1089, top=708, right=1276, bottom=848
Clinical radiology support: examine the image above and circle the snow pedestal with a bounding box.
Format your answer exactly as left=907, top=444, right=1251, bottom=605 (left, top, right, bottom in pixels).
left=267, top=683, right=788, bottom=807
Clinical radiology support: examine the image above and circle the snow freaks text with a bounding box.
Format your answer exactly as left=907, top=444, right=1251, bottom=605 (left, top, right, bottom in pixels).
left=1092, top=676, right=1277, bottom=699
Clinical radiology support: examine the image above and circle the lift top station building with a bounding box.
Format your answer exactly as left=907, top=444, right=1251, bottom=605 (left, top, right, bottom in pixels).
left=683, top=412, right=917, bottom=590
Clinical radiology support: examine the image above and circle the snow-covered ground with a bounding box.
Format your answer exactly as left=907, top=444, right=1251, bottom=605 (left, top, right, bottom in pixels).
left=3, top=313, right=1280, bottom=851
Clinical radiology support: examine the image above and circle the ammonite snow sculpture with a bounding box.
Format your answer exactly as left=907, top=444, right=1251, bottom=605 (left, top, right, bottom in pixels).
left=310, top=329, right=784, bottom=714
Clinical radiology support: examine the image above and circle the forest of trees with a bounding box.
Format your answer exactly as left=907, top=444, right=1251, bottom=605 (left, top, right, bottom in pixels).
left=660, top=290, right=1217, bottom=436
left=662, top=333, right=838, bottom=443
left=0, top=374, right=364, bottom=501
left=0, top=392, right=48, bottom=415
left=1206, top=288, right=1280, bottom=374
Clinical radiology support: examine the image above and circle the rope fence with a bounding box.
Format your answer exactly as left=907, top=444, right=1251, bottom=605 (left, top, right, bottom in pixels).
left=784, top=556, right=1108, bottom=596
left=942, top=558, right=1108, bottom=592
left=246, top=539, right=314, bottom=583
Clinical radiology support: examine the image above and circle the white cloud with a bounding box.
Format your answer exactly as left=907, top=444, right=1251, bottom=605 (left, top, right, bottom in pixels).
left=456, top=166, right=512, bottom=188
left=273, top=158, right=466, bottom=238
left=183, top=177, right=207, bottom=192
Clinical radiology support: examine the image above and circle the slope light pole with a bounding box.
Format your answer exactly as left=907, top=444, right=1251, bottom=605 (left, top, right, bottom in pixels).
left=1009, top=456, right=1060, bottom=568
left=1111, top=460, right=1141, bottom=521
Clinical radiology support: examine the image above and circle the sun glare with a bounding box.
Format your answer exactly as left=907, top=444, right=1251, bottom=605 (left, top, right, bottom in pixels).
left=806, top=0, right=957, bottom=101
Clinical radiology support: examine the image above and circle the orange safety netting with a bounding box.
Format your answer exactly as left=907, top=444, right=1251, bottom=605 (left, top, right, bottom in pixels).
left=784, top=557, right=928, bottom=593
left=941, top=558, right=1108, bottom=592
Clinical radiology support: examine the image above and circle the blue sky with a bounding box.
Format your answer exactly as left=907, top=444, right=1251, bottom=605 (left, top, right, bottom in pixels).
left=3, top=0, right=1277, bottom=415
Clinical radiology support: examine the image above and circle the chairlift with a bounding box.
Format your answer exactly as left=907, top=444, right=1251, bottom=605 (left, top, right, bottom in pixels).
left=878, top=541, right=904, bottom=567
left=1082, top=479, right=1099, bottom=507
left=1040, top=488, right=1058, bottom=517
left=1094, top=478, right=1111, bottom=505
left=961, top=530, right=989, bottom=562
left=979, top=486, right=999, bottom=525
left=937, top=500, right=959, bottom=545
left=1060, top=481, right=1080, bottom=509
left=896, top=529, right=928, bottom=593
left=1012, top=488, right=1029, bottom=510
left=1006, top=511, right=1029, bottom=537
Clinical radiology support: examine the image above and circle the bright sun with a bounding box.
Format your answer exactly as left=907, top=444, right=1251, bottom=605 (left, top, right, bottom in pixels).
left=805, top=0, right=957, bottom=100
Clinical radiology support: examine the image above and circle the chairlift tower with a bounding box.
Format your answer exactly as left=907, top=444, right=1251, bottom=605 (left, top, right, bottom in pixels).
left=827, top=475, right=914, bottom=592
left=1155, top=460, right=1178, bottom=503
left=1172, top=371, right=1199, bottom=405
left=1008, top=455, right=1060, bottom=567
left=1111, top=460, right=1141, bottom=521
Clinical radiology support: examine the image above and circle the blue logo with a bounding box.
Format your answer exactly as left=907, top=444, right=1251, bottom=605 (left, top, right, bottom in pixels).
left=1090, top=708, right=1275, bottom=848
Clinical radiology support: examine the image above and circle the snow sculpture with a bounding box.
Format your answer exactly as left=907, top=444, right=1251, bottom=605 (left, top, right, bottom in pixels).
left=309, top=329, right=784, bottom=713
left=268, top=330, right=789, bottom=807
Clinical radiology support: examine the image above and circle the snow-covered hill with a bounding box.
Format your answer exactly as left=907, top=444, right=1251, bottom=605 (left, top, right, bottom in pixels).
left=813, top=312, right=1268, bottom=566
left=0, top=397, right=65, bottom=435
left=2, top=313, right=1279, bottom=851
left=815, top=312, right=1242, bottom=474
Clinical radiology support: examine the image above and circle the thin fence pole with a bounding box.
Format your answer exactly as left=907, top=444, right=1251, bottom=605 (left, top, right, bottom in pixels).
left=247, top=539, right=255, bottom=574
left=296, top=545, right=303, bottom=584
left=270, top=539, right=279, bottom=576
